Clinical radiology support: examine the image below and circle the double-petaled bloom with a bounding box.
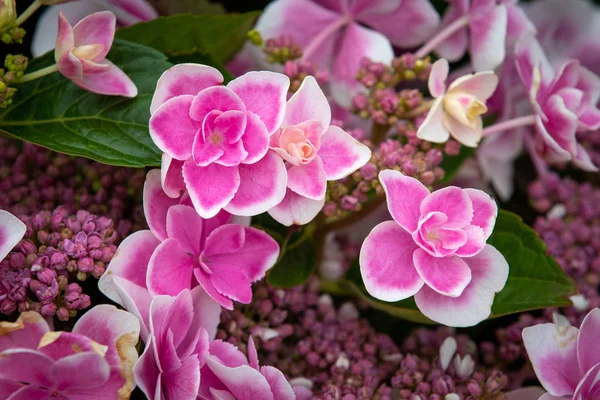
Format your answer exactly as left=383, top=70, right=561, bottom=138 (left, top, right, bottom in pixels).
left=515, top=34, right=600, bottom=171
left=55, top=11, right=138, bottom=97
left=417, top=58, right=498, bottom=147
left=359, top=170, right=508, bottom=327
left=0, top=306, right=140, bottom=399
left=523, top=308, right=600, bottom=400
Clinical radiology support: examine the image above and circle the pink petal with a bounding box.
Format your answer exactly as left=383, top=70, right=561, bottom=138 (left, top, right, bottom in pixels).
left=150, top=95, right=200, bottom=159
left=416, top=98, right=451, bottom=143
left=72, top=59, right=137, bottom=97
left=0, top=312, right=50, bottom=353
left=151, top=64, right=223, bottom=114
left=72, top=11, right=116, bottom=61
left=0, top=381, right=22, bottom=400
left=284, top=76, right=331, bottom=131
left=0, top=210, right=25, bottom=262
left=57, top=51, right=84, bottom=83
left=162, top=356, right=202, bottom=400
left=504, top=387, right=547, bottom=400
left=542, top=95, right=578, bottom=156
left=241, top=112, right=270, bottom=165
left=55, top=12, right=75, bottom=62
left=143, top=169, right=180, bottom=241
left=209, top=263, right=252, bottom=304
left=578, top=308, right=600, bottom=373
left=183, top=161, right=240, bottom=219
left=166, top=204, right=204, bottom=255
left=268, top=189, right=325, bottom=226
left=572, top=144, right=599, bottom=172
left=209, top=340, right=248, bottom=368
left=329, top=23, right=394, bottom=108
left=193, top=110, right=248, bottom=167
left=227, top=71, right=290, bottom=135
left=5, top=385, right=50, bottom=400
left=287, top=158, right=327, bottom=200
left=420, top=186, right=474, bottom=229
left=147, top=238, right=195, bottom=296
left=203, top=224, right=245, bottom=257
left=447, top=71, right=499, bottom=102
left=379, top=169, right=430, bottom=232
left=444, top=113, right=484, bottom=147
left=161, top=154, right=186, bottom=199
left=429, top=59, right=449, bottom=98
left=522, top=323, right=580, bottom=396
left=359, top=221, right=423, bottom=302
left=110, top=278, right=153, bottom=342
left=261, top=366, right=296, bottom=400
left=190, top=86, right=246, bottom=125
left=0, top=348, right=54, bottom=387
left=455, top=225, right=487, bottom=257
left=413, top=250, right=472, bottom=297
left=195, top=269, right=234, bottom=310
left=133, top=341, right=160, bottom=400
left=435, top=4, right=469, bottom=62
left=189, top=286, right=222, bottom=341
left=515, top=35, right=554, bottom=99
left=49, top=352, right=110, bottom=391
left=573, top=362, right=600, bottom=400
left=318, top=125, right=371, bottom=180
left=414, top=244, right=509, bottom=327
left=470, top=5, right=508, bottom=71
left=225, top=151, right=287, bottom=217
left=204, top=357, right=275, bottom=400
left=464, top=188, right=497, bottom=237
left=355, top=0, right=440, bottom=48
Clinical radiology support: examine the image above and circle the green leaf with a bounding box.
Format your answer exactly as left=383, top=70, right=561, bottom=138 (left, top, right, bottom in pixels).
left=438, top=145, right=475, bottom=185
left=321, top=210, right=576, bottom=324
left=0, top=40, right=168, bottom=167
left=116, top=12, right=260, bottom=63
left=149, top=0, right=226, bottom=16
left=267, top=234, right=317, bottom=289
left=489, top=210, right=577, bottom=316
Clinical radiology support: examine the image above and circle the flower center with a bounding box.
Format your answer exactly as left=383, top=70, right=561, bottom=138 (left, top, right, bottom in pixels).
left=72, top=44, right=105, bottom=60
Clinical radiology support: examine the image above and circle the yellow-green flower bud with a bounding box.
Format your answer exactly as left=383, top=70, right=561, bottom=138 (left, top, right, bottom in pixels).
left=0, top=0, right=16, bottom=32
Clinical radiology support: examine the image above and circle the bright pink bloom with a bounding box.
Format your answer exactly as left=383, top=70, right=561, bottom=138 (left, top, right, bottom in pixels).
left=99, top=169, right=278, bottom=313
left=523, top=309, right=600, bottom=400
left=268, top=76, right=371, bottom=225
left=515, top=34, right=600, bottom=171
left=417, top=58, right=498, bottom=147
left=149, top=64, right=289, bottom=218
left=359, top=170, right=508, bottom=327
left=55, top=11, right=138, bottom=97
left=134, top=287, right=221, bottom=400
left=237, top=0, right=439, bottom=107
left=32, top=0, right=157, bottom=56
left=0, top=306, right=140, bottom=399
left=0, top=210, right=26, bottom=262
left=199, top=337, right=305, bottom=400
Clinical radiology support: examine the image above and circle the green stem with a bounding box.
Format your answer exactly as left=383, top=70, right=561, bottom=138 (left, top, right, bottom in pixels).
left=14, top=64, right=59, bottom=84
left=370, top=123, right=390, bottom=145
left=16, top=0, right=42, bottom=26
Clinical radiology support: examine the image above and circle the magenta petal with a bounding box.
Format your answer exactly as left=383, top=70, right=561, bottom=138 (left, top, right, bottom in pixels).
left=359, top=221, right=423, bottom=302
left=0, top=210, right=26, bottom=262
left=455, top=225, right=486, bottom=257
left=151, top=64, right=223, bottom=114
left=150, top=95, right=200, bottom=160
left=209, top=263, right=253, bottom=304
left=147, top=238, right=195, bottom=296
left=241, top=112, right=270, bottom=165
left=469, top=5, right=507, bottom=71
left=268, top=189, right=325, bottom=226
left=261, top=366, right=296, bottom=400
left=133, top=340, right=160, bottom=400
left=73, top=59, right=137, bottom=97
left=515, top=35, right=554, bottom=99
left=413, top=250, right=471, bottom=297
left=573, top=362, right=600, bottom=400
left=379, top=170, right=430, bottom=232
left=183, top=160, right=241, bottom=219
left=161, top=154, right=186, bottom=199
left=318, top=125, right=371, bottom=180
left=573, top=144, right=599, bottom=172
left=203, top=224, right=245, bottom=256
left=414, top=244, right=508, bottom=327
left=578, top=308, right=600, bottom=372
left=72, top=11, right=115, bottom=61
left=464, top=188, right=497, bottom=237
left=205, top=357, right=275, bottom=400
left=287, top=158, right=327, bottom=200
left=55, top=12, right=75, bottom=62
left=50, top=352, right=110, bottom=391
left=225, top=151, right=287, bottom=217
left=163, top=356, right=201, bottom=400
left=0, top=312, right=50, bottom=353
left=190, top=86, right=246, bottom=124
left=0, top=348, right=54, bottom=387
left=194, top=269, right=234, bottom=310
left=420, top=187, right=474, bottom=229
left=166, top=204, right=204, bottom=255
left=143, top=169, right=180, bottom=241
left=284, top=76, right=331, bottom=131
left=227, top=71, right=290, bottom=135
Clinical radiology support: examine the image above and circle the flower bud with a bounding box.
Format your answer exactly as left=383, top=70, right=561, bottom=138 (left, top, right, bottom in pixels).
left=0, top=0, right=16, bottom=31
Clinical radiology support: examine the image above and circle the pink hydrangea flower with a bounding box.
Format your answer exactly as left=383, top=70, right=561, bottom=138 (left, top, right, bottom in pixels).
left=0, top=209, right=26, bottom=262
left=236, top=0, right=439, bottom=107
left=134, top=287, right=221, bottom=400
left=359, top=170, right=508, bottom=327
left=149, top=64, right=289, bottom=218
left=417, top=58, right=498, bottom=147
left=267, top=76, right=372, bottom=225
left=55, top=11, right=138, bottom=97
left=523, top=309, right=600, bottom=400
left=32, top=0, right=157, bottom=56
left=99, top=170, right=278, bottom=314
left=199, top=337, right=309, bottom=400
left=0, top=305, right=140, bottom=399
left=515, top=34, right=600, bottom=171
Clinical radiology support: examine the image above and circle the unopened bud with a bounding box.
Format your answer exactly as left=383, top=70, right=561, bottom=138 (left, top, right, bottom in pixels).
left=248, top=29, right=263, bottom=46
left=0, top=0, right=16, bottom=31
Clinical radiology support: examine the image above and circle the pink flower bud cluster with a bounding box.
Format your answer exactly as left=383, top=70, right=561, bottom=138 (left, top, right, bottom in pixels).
left=263, top=34, right=304, bottom=64
left=283, top=59, right=329, bottom=93
left=0, top=206, right=119, bottom=320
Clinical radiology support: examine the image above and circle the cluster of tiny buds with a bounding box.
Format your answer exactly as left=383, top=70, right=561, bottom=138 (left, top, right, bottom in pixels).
left=258, top=33, right=304, bottom=65
left=283, top=60, right=329, bottom=93
left=0, top=54, right=28, bottom=108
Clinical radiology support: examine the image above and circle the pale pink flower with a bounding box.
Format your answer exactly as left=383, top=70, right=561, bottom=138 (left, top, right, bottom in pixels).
left=99, top=169, right=277, bottom=313
left=359, top=170, right=508, bottom=327
left=149, top=64, right=290, bottom=218
left=235, top=0, right=439, bottom=107
left=268, top=76, right=371, bottom=226
left=32, top=0, right=157, bottom=57
left=0, top=210, right=26, bottom=262
left=417, top=58, right=498, bottom=147
left=55, top=11, right=138, bottom=97
left=199, top=337, right=306, bottom=400
left=134, top=287, right=221, bottom=400
left=523, top=309, right=600, bottom=400
left=515, top=34, right=600, bottom=171
left=0, top=306, right=140, bottom=399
